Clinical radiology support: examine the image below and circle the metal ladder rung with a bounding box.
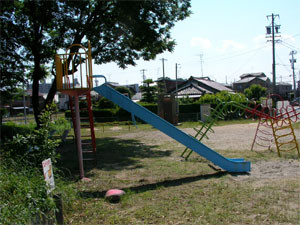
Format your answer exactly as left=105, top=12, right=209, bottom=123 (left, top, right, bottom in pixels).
left=82, top=150, right=94, bottom=153
left=273, top=125, right=291, bottom=131
left=83, top=158, right=96, bottom=161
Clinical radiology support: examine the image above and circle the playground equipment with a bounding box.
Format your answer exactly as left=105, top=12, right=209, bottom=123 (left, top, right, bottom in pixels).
left=55, top=42, right=251, bottom=176
left=93, top=83, right=250, bottom=172
left=250, top=96, right=299, bottom=157
left=55, top=42, right=96, bottom=179
left=182, top=95, right=299, bottom=160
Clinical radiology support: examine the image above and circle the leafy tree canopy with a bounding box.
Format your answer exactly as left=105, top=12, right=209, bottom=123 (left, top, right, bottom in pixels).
left=244, top=84, right=267, bottom=101
left=1, top=0, right=191, bottom=125
left=115, top=86, right=133, bottom=99
left=141, top=79, right=157, bottom=103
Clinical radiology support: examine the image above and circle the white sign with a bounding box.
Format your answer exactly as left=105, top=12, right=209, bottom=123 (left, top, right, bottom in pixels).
left=42, top=158, right=55, bottom=194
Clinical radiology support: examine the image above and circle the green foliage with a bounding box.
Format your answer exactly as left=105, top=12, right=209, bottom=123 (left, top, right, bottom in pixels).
left=0, top=105, right=77, bottom=224
left=0, top=163, right=55, bottom=224
left=244, top=84, right=267, bottom=100
left=97, top=97, right=116, bottom=109
left=49, top=117, right=71, bottom=135
left=178, top=96, right=194, bottom=104
left=139, top=103, right=158, bottom=114
left=79, top=100, right=88, bottom=109
left=1, top=0, right=191, bottom=125
left=179, top=103, right=200, bottom=113
left=2, top=104, right=60, bottom=167
left=0, top=121, right=35, bottom=141
left=197, top=91, right=247, bottom=104
left=115, top=86, right=133, bottom=99
left=140, top=79, right=157, bottom=103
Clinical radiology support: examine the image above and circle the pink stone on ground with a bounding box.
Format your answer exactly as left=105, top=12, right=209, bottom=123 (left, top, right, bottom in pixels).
left=105, top=189, right=125, bottom=203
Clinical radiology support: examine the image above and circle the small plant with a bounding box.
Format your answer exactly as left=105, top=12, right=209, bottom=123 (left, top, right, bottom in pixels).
left=0, top=103, right=77, bottom=224
left=2, top=103, right=60, bottom=167
left=0, top=162, right=56, bottom=224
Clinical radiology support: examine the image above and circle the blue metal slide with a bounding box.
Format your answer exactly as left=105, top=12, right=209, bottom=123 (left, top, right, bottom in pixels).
left=93, top=83, right=250, bottom=172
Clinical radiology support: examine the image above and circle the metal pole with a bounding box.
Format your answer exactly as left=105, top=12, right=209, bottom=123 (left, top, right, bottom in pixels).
left=271, top=14, right=276, bottom=94
left=23, top=82, right=27, bottom=124
left=290, top=50, right=297, bottom=99
left=175, top=63, right=179, bottom=116
left=74, top=94, right=84, bottom=179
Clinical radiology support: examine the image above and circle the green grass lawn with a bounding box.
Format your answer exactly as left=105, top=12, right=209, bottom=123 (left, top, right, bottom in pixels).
left=57, top=120, right=300, bottom=224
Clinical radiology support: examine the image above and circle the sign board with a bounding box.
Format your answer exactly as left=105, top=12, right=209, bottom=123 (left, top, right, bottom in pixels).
left=42, top=158, right=55, bottom=194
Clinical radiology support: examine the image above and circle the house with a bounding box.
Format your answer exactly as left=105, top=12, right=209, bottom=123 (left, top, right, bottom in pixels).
left=155, top=78, right=186, bottom=93
left=277, top=82, right=292, bottom=99
left=168, top=76, right=233, bottom=99
left=232, top=72, right=271, bottom=93
left=4, top=90, right=45, bottom=115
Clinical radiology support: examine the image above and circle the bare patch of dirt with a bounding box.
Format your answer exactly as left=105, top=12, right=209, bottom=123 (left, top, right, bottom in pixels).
left=184, top=123, right=259, bottom=151
left=231, top=160, right=300, bottom=182
left=114, top=122, right=300, bottom=182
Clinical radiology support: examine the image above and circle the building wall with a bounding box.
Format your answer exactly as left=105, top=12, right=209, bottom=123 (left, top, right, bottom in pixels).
left=233, top=78, right=271, bottom=93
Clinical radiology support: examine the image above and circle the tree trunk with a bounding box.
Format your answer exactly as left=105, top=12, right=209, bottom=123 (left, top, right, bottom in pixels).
left=32, top=58, right=41, bottom=127
left=45, top=77, right=57, bottom=107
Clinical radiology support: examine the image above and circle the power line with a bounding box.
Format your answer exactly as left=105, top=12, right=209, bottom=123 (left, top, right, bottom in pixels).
left=280, top=41, right=300, bottom=51
left=205, top=44, right=270, bottom=64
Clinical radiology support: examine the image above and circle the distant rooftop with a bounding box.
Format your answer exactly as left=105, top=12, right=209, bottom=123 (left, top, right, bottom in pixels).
left=240, top=72, right=266, bottom=79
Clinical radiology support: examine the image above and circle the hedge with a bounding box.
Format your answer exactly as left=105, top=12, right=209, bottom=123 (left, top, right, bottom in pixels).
left=1, top=122, right=35, bottom=141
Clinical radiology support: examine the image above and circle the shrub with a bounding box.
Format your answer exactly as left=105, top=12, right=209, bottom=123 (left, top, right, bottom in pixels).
left=138, top=103, right=157, bottom=114
left=49, top=117, right=71, bottom=135
left=0, top=162, right=56, bottom=224
left=1, top=105, right=60, bottom=168
left=179, top=103, right=200, bottom=113
left=0, top=121, right=35, bottom=141
left=0, top=104, right=76, bottom=224
left=97, top=97, right=116, bottom=109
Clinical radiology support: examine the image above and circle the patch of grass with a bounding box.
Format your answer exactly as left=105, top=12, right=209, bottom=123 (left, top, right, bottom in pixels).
left=57, top=119, right=299, bottom=224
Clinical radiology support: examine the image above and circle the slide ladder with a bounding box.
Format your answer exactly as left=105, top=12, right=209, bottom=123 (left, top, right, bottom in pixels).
left=182, top=100, right=249, bottom=160
left=69, top=92, right=97, bottom=166
left=93, top=83, right=250, bottom=173
left=271, top=117, right=300, bottom=158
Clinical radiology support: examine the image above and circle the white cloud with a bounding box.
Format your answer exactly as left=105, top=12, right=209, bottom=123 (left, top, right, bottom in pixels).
left=221, top=40, right=246, bottom=52
left=281, top=34, right=296, bottom=42
left=253, top=35, right=266, bottom=46
left=190, top=37, right=212, bottom=49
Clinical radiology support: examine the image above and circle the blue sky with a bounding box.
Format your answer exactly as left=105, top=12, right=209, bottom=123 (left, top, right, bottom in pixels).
left=93, top=0, right=300, bottom=86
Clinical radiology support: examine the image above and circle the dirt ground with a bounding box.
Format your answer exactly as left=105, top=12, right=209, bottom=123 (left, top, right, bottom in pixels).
left=115, top=122, right=300, bottom=182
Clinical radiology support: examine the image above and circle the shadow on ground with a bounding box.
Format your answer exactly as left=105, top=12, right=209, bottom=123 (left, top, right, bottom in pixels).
left=79, top=171, right=228, bottom=199
left=56, top=137, right=172, bottom=179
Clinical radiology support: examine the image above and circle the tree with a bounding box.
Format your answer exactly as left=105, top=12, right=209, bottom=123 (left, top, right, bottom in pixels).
left=115, top=86, right=133, bottom=99
left=1, top=0, right=191, bottom=126
left=244, top=84, right=267, bottom=101
left=140, top=79, right=157, bottom=103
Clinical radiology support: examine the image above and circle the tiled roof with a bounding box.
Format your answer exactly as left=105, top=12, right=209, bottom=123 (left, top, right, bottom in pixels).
left=240, top=72, right=266, bottom=79
left=176, top=84, right=208, bottom=96
left=192, top=77, right=233, bottom=92
left=277, top=82, right=292, bottom=86
left=234, top=76, right=269, bottom=84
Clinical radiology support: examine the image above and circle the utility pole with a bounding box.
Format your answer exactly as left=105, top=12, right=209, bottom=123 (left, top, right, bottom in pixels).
left=196, top=54, right=204, bottom=77
left=175, top=63, right=180, bottom=116
left=200, top=54, right=204, bottom=77
left=160, top=58, right=167, bottom=80
left=160, top=58, right=167, bottom=92
left=140, top=69, right=147, bottom=83
left=289, top=50, right=297, bottom=99
left=266, top=13, right=281, bottom=94
left=175, top=63, right=180, bottom=97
